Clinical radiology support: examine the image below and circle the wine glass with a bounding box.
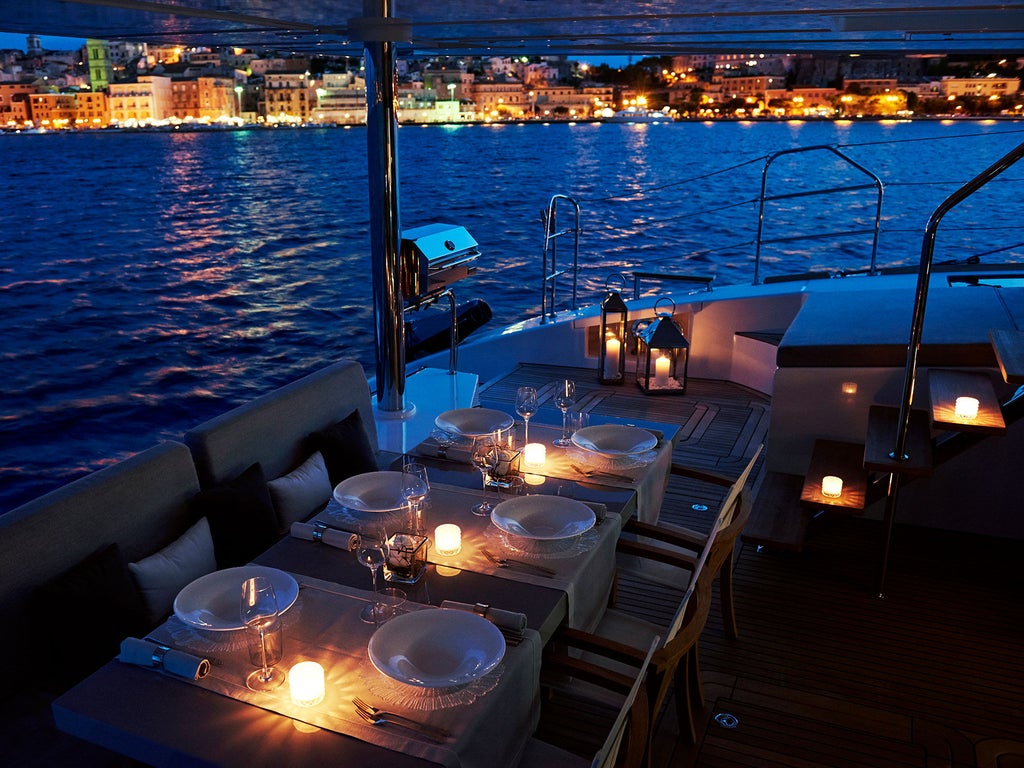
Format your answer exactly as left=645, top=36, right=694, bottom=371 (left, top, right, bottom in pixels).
left=240, top=576, right=285, bottom=691
left=470, top=431, right=500, bottom=516
left=553, top=379, right=577, bottom=446
left=356, top=529, right=388, bottom=624
left=515, top=386, right=539, bottom=444
left=401, top=461, right=430, bottom=534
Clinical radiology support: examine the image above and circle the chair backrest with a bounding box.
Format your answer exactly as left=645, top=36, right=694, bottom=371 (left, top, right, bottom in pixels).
left=591, top=636, right=660, bottom=768
left=710, top=444, right=763, bottom=535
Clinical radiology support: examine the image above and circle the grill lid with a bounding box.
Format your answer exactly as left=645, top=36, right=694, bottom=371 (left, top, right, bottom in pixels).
left=400, top=223, right=480, bottom=303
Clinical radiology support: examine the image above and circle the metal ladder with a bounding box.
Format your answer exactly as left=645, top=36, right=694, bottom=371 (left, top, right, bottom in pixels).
left=540, top=194, right=581, bottom=321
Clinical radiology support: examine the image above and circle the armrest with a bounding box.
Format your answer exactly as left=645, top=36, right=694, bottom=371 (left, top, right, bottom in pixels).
left=551, top=626, right=651, bottom=670
left=621, top=518, right=707, bottom=550
left=670, top=462, right=734, bottom=487
left=616, top=538, right=700, bottom=570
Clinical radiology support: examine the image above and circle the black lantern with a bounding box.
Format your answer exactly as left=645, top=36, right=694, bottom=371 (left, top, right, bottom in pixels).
left=632, top=297, right=689, bottom=395
left=598, top=274, right=628, bottom=384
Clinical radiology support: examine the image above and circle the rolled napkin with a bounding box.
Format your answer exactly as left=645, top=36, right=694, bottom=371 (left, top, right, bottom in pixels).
left=291, top=521, right=359, bottom=551
left=414, top=432, right=474, bottom=464
left=118, top=637, right=210, bottom=680
left=583, top=501, right=608, bottom=525
left=440, top=600, right=527, bottom=636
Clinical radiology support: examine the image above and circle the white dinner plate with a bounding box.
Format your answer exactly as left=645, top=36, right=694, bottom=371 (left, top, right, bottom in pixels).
left=173, top=566, right=299, bottom=631
left=368, top=609, right=506, bottom=688
left=571, top=424, right=658, bottom=456
left=490, top=495, right=596, bottom=540
left=333, top=471, right=407, bottom=513
left=434, top=407, right=513, bottom=437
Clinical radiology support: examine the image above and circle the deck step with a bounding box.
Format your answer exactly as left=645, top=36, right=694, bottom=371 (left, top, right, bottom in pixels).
left=742, top=471, right=808, bottom=552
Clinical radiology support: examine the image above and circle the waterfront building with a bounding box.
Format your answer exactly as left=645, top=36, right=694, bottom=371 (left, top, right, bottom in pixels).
left=472, top=78, right=527, bottom=118
left=29, top=91, right=76, bottom=128
left=528, top=83, right=611, bottom=118
left=938, top=75, right=1020, bottom=98
left=260, top=70, right=314, bottom=124
left=313, top=71, right=367, bottom=124
left=108, top=74, right=172, bottom=125
left=85, top=39, right=113, bottom=91
left=75, top=89, right=107, bottom=127
left=0, top=82, right=34, bottom=127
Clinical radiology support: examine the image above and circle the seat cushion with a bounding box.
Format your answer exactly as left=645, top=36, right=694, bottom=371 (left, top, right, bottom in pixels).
left=309, top=409, right=378, bottom=487
left=192, top=462, right=280, bottom=567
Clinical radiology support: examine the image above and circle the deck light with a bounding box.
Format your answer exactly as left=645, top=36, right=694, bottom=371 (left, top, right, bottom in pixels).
left=632, top=297, right=689, bottom=395
left=599, top=274, right=628, bottom=384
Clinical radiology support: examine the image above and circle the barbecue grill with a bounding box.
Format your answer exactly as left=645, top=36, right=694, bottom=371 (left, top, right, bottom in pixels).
left=400, top=223, right=480, bottom=306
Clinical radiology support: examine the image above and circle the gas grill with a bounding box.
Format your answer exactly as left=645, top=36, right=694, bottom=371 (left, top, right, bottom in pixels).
left=400, top=223, right=480, bottom=306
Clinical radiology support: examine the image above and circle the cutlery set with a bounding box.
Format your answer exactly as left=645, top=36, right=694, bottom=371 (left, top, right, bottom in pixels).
left=352, top=697, right=450, bottom=741
left=481, top=548, right=557, bottom=577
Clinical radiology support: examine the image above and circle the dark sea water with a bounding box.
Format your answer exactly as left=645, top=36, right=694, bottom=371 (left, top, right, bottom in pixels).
left=3, top=119, right=1024, bottom=512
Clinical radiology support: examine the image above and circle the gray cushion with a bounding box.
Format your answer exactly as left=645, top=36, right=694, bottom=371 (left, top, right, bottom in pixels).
left=267, top=451, right=332, bottom=531
left=129, top=517, right=217, bottom=625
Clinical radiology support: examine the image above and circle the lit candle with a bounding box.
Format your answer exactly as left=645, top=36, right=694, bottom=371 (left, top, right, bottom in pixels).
left=841, top=381, right=858, bottom=395
left=289, top=661, right=325, bottom=707
left=523, top=442, right=546, bottom=469
left=954, top=396, right=979, bottom=420
left=654, top=353, right=671, bottom=388
left=434, top=524, right=461, bottom=556
left=603, top=336, right=621, bottom=378
left=821, top=475, right=843, bottom=498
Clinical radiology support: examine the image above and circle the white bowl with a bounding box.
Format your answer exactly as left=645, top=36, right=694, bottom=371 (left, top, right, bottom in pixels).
left=368, top=609, right=506, bottom=688
left=571, top=425, right=658, bottom=456
left=173, top=566, right=298, bottom=631
left=333, top=471, right=407, bottom=513
left=490, top=495, right=595, bottom=540
left=434, top=408, right=513, bottom=437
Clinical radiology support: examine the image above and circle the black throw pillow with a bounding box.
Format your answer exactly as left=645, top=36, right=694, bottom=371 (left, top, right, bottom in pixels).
left=309, top=409, right=378, bottom=487
left=192, top=462, right=279, bottom=569
left=30, top=542, right=149, bottom=692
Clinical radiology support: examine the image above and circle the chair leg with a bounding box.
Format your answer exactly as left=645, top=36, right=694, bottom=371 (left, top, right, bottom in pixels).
left=720, top=548, right=739, bottom=639
left=673, top=654, right=699, bottom=744
left=688, top=646, right=703, bottom=713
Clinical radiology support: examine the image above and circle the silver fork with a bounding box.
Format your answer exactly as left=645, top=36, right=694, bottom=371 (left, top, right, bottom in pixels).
left=352, top=697, right=451, bottom=741
left=481, top=548, right=557, bottom=577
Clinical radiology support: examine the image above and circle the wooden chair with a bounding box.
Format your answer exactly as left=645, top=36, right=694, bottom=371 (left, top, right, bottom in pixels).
left=520, top=636, right=660, bottom=768
left=616, top=445, right=763, bottom=640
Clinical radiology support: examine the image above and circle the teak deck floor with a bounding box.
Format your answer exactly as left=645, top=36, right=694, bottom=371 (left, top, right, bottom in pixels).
left=483, top=364, right=1024, bottom=768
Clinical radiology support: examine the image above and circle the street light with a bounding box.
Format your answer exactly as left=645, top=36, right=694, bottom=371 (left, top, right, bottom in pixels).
left=234, top=85, right=243, bottom=119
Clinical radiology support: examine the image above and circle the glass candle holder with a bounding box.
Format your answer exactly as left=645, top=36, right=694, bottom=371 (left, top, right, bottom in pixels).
left=434, top=524, right=461, bottom=556
left=523, top=442, right=546, bottom=469
left=289, top=661, right=325, bottom=707
left=821, top=475, right=843, bottom=498
left=954, top=396, right=979, bottom=420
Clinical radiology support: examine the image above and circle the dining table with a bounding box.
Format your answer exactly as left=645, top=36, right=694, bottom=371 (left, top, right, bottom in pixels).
left=52, top=415, right=678, bottom=768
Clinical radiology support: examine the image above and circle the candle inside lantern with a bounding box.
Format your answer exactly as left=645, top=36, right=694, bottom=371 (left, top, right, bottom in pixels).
left=434, top=524, right=461, bottom=556
left=821, top=475, right=843, bottom=498
left=954, top=396, right=979, bottom=420
left=523, top=442, right=546, bottom=469
left=603, top=336, right=621, bottom=378
left=654, top=353, right=671, bottom=388
left=289, top=661, right=325, bottom=707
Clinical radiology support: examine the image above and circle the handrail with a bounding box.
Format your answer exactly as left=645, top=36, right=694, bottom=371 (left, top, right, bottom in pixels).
left=540, top=194, right=581, bottom=321
left=876, top=138, right=1024, bottom=597
left=754, top=145, right=884, bottom=285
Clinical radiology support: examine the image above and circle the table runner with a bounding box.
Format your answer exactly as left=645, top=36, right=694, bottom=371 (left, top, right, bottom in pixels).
left=413, top=421, right=673, bottom=523
left=144, top=576, right=541, bottom=768
left=315, top=483, right=619, bottom=632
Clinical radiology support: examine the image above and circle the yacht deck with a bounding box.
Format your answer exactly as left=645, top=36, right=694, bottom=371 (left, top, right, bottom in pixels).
left=483, top=364, right=1024, bottom=768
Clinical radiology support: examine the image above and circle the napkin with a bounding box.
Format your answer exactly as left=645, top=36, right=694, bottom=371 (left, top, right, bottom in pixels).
left=290, top=521, right=359, bottom=551
left=413, top=433, right=475, bottom=464
left=118, top=637, right=210, bottom=680
left=440, top=601, right=527, bottom=637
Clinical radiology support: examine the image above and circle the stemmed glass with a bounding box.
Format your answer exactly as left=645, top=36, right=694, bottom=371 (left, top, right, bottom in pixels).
left=401, top=461, right=430, bottom=534
left=515, top=386, right=538, bottom=444
left=553, top=378, right=577, bottom=446
left=471, top=431, right=500, bottom=516
left=356, top=528, right=388, bottom=624
left=241, top=576, right=285, bottom=691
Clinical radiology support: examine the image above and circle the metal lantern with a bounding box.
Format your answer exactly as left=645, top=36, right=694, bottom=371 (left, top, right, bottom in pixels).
left=598, top=274, right=628, bottom=384
left=632, top=297, right=689, bottom=395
